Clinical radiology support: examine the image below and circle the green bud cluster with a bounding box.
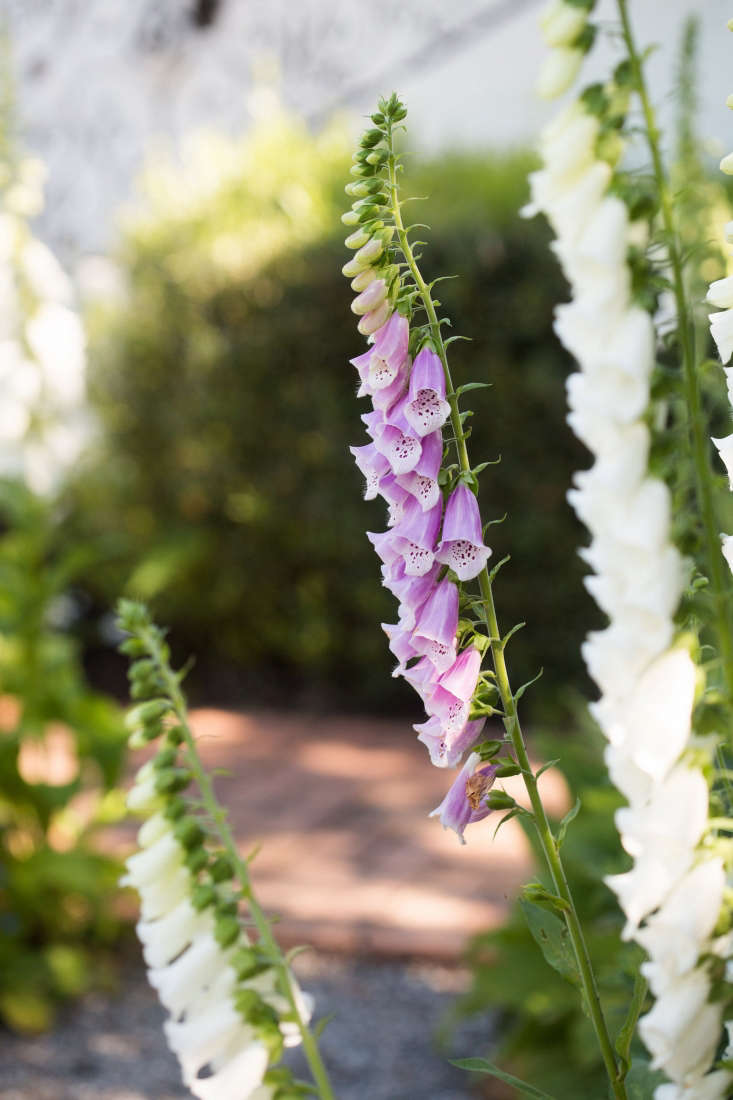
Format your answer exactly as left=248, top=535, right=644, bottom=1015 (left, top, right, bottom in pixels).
left=340, top=94, right=410, bottom=334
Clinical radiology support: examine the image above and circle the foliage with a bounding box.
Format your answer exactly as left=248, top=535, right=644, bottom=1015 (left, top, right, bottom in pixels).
left=68, top=114, right=594, bottom=716
left=459, top=714, right=658, bottom=1099
left=0, top=481, right=126, bottom=1032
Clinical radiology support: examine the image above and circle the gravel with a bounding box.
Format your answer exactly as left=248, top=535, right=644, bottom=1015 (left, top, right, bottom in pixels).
left=0, top=950, right=496, bottom=1100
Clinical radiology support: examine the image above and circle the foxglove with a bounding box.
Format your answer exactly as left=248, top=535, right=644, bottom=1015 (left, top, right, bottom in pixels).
left=529, top=11, right=730, bottom=1094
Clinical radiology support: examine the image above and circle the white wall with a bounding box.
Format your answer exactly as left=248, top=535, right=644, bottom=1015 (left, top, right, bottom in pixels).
left=1, top=0, right=730, bottom=258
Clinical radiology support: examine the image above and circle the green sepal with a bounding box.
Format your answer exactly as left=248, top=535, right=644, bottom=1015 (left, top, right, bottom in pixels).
left=163, top=796, right=187, bottom=821
left=185, top=847, right=208, bottom=874
left=191, top=883, right=217, bottom=911
left=495, top=763, right=521, bottom=778
left=210, top=854, right=235, bottom=883
left=214, top=914, right=240, bottom=948
left=154, top=767, right=192, bottom=795
left=522, top=884, right=571, bottom=916
left=174, top=818, right=205, bottom=849
left=486, top=790, right=516, bottom=810
left=153, top=746, right=178, bottom=770
left=119, top=636, right=147, bottom=657
left=361, top=128, right=384, bottom=148
left=477, top=739, right=503, bottom=760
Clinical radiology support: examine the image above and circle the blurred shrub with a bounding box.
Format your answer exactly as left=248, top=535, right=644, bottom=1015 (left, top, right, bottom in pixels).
left=69, top=110, right=596, bottom=715
left=0, top=482, right=127, bottom=1031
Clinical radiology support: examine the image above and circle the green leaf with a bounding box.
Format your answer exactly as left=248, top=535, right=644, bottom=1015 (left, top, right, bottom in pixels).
left=624, top=1056, right=666, bottom=1099
left=556, top=797, right=581, bottom=849
left=514, top=667, right=543, bottom=703
left=456, top=382, right=491, bottom=396
left=488, top=554, right=511, bottom=582
left=450, top=1058, right=558, bottom=1099
left=614, top=971, right=648, bottom=1075
left=493, top=806, right=523, bottom=839
left=519, top=898, right=579, bottom=988
left=501, top=621, right=526, bottom=651
left=535, top=758, right=560, bottom=778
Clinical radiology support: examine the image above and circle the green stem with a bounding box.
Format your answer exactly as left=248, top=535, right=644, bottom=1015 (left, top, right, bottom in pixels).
left=142, top=627, right=336, bottom=1100
left=616, top=0, right=733, bottom=707
left=386, top=137, right=627, bottom=1100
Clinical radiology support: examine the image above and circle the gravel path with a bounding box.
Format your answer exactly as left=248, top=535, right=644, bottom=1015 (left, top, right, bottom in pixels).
left=0, top=950, right=496, bottom=1100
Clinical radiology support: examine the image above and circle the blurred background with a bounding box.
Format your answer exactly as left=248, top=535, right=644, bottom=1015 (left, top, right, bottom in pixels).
left=0, top=2, right=730, bottom=1098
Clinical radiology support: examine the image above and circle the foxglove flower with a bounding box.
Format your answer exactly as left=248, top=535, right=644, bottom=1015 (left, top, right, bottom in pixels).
left=435, top=482, right=492, bottom=580
left=429, top=752, right=498, bottom=842
left=529, top=32, right=729, bottom=1091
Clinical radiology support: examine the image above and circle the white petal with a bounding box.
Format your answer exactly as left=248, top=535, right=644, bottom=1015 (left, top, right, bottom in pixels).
left=635, top=859, right=725, bottom=985
left=148, top=931, right=232, bottom=1016
left=712, top=433, right=733, bottom=489
left=137, top=899, right=213, bottom=969
left=187, top=1041, right=270, bottom=1100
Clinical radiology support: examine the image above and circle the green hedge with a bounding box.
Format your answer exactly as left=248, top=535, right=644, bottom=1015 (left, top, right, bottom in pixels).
left=69, top=126, right=597, bottom=715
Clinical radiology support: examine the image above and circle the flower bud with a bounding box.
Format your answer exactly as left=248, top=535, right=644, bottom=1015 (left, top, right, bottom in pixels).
left=351, top=278, right=388, bottom=316
left=354, top=236, right=384, bottom=266
left=341, top=210, right=360, bottom=226
left=345, top=227, right=370, bottom=250
left=350, top=266, right=377, bottom=292
left=357, top=299, right=392, bottom=335
left=214, top=913, right=241, bottom=948
left=537, top=47, right=584, bottom=99
left=539, top=0, right=587, bottom=48
left=720, top=152, right=733, bottom=175
left=345, top=181, right=369, bottom=198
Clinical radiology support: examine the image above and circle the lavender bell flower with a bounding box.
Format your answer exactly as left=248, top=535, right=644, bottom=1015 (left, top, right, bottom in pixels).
left=435, top=482, right=493, bottom=580
left=390, top=497, right=443, bottom=575
left=425, top=645, right=482, bottom=731
left=382, top=562, right=439, bottom=629
left=430, top=751, right=498, bottom=843
left=350, top=442, right=390, bottom=500
left=414, top=714, right=485, bottom=768
left=379, top=474, right=413, bottom=526
left=404, top=347, right=451, bottom=437
left=396, top=429, right=442, bottom=512
left=411, top=578, right=459, bottom=672
left=382, top=622, right=419, bottom=675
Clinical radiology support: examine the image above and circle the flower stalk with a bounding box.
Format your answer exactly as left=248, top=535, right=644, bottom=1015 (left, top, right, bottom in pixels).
left=117, top=600, right=335, bottom=1100
left=615, top=0, right=733, bottom=708
left=379, top=107, right=628, bottom=1100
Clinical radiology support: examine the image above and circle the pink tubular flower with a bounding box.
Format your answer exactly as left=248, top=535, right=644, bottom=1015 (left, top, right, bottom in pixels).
left=435, top=482, right=493, bottom=580
left=351, top=278, right=388, bottom=316
left=349, top=442, right=390, bottom=499
left=411, top=579, right=459, bottom=672
left=404, top=347, right=451, bottom=436
left=390, top=497, right=443, bottom=576
left=425, top=645, right=482, bottom=730
left=415, top=715, right=485, bottom=768
left=430, top=752, right=497, bottom=842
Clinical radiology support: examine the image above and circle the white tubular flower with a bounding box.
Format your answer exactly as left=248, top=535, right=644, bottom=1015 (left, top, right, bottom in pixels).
left=530, top=75, right=728, bottom=1089
left=712, top=433, right=733, bottom=489
left=635, top=860, right=724, bottom=983
left=537, top=47, right=584, bottom=100
left=136, top=896, right=212, bottom=969
left=539, top=0, right=587, bottom=47
left=188, top=1043, right=271, bottom=1100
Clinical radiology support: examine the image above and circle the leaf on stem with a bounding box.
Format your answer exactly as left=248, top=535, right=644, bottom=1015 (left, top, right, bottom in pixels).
left=556, top=796, right=581, bottom=850
left=519, top=898, right=579, bottom=990
left=514, top=667, right=543, bottom=703
left=450, top=1058, right=558, bottom=1099
left=614, top=970, right=648, bottom=1079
